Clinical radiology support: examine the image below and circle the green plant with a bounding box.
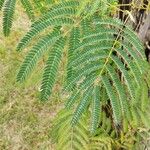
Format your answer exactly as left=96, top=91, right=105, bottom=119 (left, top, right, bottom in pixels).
left=0, top=0, right=53, bottom=36
left=2, top=0, right=150, bottom=149
left=52, top=109, right=115, bottom=150
left=52, top=107, right=150, bottom=149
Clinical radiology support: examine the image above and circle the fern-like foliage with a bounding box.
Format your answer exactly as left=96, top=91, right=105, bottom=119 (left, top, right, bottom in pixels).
left=1, top=0, right=55, bottom=36
left=52, top=109, right=115, bottom=150
left=20, top=0, right=35, bottom=21
left=129, top=83, right=150, bottom=128
left=0, top=0, right=5, bottom=10
left=52, top=108, right=149, bottom=149
left=16, top=0, right=150, bottom=125
left=52, top=109, right=89, bottom=150
left=41, top=37, right=66, bottom=100
left=17, top=27, right=61, bottom=82
left=64, top=17, right=148, bottom=128
left=16, top=1, right=78, bottom=51
left=15, top=0, right=150, bottom=149
left=90, top=86, right=101, bottom=135
left=2, top=0, right=16, bottom=36
left=77, top=0, right=117, bottom=17
left=16, top=1, right=79, bottom=96
left=66, top=27, right=80, bottom=88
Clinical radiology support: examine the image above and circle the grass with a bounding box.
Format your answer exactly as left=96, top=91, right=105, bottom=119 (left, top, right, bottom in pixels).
left=0, top=4, right=63, bottom=150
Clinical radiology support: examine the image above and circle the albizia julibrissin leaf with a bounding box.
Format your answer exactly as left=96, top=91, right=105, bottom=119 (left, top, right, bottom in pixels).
left=41, top=37, right=66, bottom=100
left=3, top=0, right=16, bottom=36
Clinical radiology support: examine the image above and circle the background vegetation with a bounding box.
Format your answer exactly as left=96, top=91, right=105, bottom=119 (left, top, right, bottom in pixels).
left=0, top=0, right=150, bottom=150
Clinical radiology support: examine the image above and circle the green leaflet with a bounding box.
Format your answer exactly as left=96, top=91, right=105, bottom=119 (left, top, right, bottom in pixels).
left=52, top=108, right=118, bottom=150
left=52, top=109, right=89, bottom=150
left=65, top=90, right=80, bottom=109
left=77, top=0, right=112, bottom=18
left=31, top=4, right=78, bottom=27
left=111, top=55, right=135, bottom=99
left=1, top=0, right=41, bottom=36
left=0, top=0, right=4, bottom=10
left=77, top=0, right=91, bottom=16
left=94, top=18, right=145, bottom=60
left=3, top=0, right=16, bottom=36
left=16, top=17, right=74, bottom=51
left=70, top=49, right=109, bottom=68
left=65, top=62, right=102, bottom=91
left=41, top=37, right=66, bottom=100
left=131, top=106, right=140, bottom=127
left=91, top=86, right=101, bottom=134
left=137, top=108, right=150, bottom=128
left=71, top=86, right=93, bottom=126
left=101, top=76, right=121, bottom=125
left=66, top=27, right=80, bottom=88
left=141, top=82, right=149, bottom=111
left=116, top=47, right=142, bottom=85
left=17, top=27, right=61, bottom=82
left=33, top=0, right=45, bottom=13
left=87, top=0, right=101, bottom=17
left=79, top=72, right=97, bottom=90
left=81, top=18, right=92, bottom=36
left=51, top=0, right=79, bottom=11
left=16, top=1, right=78, bottom=52
left=21, top=0, right=35, bottom=21
left=106, top=65, right=129, bottom=115
left=121, top=43, right=144, bottom=73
